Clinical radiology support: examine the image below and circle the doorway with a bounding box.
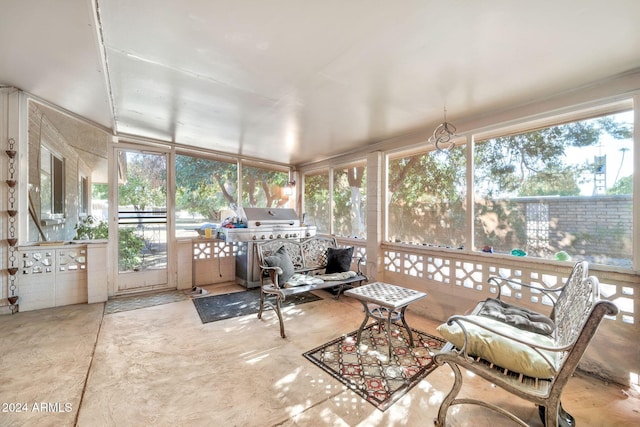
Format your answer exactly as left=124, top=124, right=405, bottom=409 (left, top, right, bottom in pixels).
left=115, top=149, right=169, bottom=292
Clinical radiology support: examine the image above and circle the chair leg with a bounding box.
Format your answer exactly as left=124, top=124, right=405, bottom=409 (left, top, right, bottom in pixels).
left=274, top=297, right=286, bottom=338
left=257, top=292, right=286, bottom=338
left=539, top=401, right=575, bottom=427
left=434, top=361, right=463, bottom=426
left=257, top=290, right=265, bottom=319
left=333, top=284, right=344, bottom=300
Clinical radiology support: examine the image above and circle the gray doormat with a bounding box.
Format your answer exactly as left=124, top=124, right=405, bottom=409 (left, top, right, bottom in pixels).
left=105, top=290, right=188, bottom=314
left=192, top=289, right=321, bottom=324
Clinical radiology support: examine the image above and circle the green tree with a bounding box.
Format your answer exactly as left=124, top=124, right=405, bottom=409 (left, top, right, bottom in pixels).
left=242, top=166, right=288, bottom=208
left=175, top=156, right=289, bottom=214
left=175, top=155, right=237, bottom=219
left=473, top=114, right=632, bottom=255
left=518, top=168, right=582, bottom=196
left=304, top=172, right=330, bottom=233
left=387, top=149, right=467, bottom=245
left=119, top=175, right=165, bottom=211
left=388, top=151, right=464, bottom=204
left=92, top=183, right=108, bottom=200
left=118, top=153, right=166, bottom=211
left=74, top=215, right=108, bottom=240
left=607, top=175, right=633, bottom=195
left=475, top=116, right=632, bottom=197
left=333, top=166, right=366, bottom=238
left=118, top=228, right=145, bottom=271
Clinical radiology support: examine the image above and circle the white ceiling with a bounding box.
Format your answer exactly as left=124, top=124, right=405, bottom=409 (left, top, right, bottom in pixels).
left=2, top=0, right=640, bottom=165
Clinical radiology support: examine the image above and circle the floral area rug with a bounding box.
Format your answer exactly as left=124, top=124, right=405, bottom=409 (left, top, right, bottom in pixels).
left=303, top=323, right=445, bottom=411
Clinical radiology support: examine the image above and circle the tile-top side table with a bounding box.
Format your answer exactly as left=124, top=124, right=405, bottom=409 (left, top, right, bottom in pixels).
left=345, top=282, right=427, bottom=358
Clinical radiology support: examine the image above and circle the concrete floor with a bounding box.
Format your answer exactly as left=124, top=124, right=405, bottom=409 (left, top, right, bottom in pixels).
left=1, top=284, right=639, bottom=427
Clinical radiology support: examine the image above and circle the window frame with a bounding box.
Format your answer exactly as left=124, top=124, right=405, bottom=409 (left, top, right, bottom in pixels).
left=385, top=141, right=468, bottom=247
left=378, top=98, right=635, bottom=270
left=471, top=106, right=634, bottom=267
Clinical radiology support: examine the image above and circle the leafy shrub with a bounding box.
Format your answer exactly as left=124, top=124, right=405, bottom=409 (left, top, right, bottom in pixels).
left=74, top=215, right=108, bottom=240
left=118, top=228, right=145, bottom=271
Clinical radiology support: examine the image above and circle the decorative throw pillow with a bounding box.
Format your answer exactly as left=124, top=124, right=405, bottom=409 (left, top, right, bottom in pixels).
left=477, top=298, right=556, bottom=336
left=264, top=246, right=295, bottom=285
left=325, top=247, right=354, bottom=274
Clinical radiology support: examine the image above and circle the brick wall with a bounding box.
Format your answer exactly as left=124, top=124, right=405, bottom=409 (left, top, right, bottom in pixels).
left=480, top=195, right=633, bottom=265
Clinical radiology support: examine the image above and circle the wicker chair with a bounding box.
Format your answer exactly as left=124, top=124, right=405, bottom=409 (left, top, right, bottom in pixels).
left=433, top=262, right=618, bottom=427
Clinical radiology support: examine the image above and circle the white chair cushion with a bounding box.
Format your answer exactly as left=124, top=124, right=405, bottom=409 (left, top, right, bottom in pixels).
left=437, top=315, right=558, bottom=378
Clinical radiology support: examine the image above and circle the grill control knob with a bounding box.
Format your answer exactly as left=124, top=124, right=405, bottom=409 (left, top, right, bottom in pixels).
left=269, top=234, right=274, bottom=239
left=260, top=235, right=266, bottom=240
left=252, top=235, right=257, bottom=240
left=277, top=234, right=282, bottom=239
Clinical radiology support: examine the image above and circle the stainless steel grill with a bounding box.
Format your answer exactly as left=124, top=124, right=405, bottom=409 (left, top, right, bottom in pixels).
left=220, top=208, right=316, bottom=288
left=243, top=207, right=300, bottom=227
left=219, top=208, right=315, bottom=243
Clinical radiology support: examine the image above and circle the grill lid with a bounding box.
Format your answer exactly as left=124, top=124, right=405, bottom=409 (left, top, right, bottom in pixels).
left=241, top=208, right=300, bottom=227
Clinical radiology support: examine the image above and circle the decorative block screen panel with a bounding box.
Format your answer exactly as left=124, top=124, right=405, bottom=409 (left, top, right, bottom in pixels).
left=58, top=248, right=87, bottom=271
left=21, top=250, right=55, bottom=275
left=192, top=240, right=236, bottom=260
left=382, top=244, right=636, bottom=326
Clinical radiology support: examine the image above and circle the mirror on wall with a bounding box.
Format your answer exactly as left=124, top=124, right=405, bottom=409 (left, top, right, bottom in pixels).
left=27, top=100, right=110, bottom=242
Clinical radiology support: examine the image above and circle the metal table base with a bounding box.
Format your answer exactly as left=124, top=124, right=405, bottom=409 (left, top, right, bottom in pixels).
left=345, top=282, right=427, bottom=359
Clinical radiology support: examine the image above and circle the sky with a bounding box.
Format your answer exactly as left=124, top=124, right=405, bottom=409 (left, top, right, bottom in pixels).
left=566, top=110, right=634, bottom=196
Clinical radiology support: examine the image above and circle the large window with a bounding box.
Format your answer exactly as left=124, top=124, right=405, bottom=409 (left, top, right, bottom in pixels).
left=387, top=147, right=467, bottom=247
left=333, top=161, right=367, bottom=238
left=303, top=169, right=330, bottom=234
left=474, top=110, right=634, bottom=267
left=175, top=154, right=237, bottom=238
left=174, top=156, right=294, bottom=237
